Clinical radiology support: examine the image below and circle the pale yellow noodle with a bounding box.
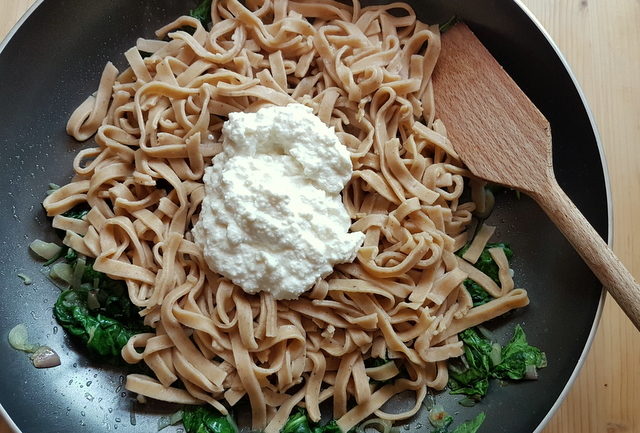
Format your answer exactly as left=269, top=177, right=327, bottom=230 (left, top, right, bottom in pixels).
left=43, top=0, right=532, bottom=431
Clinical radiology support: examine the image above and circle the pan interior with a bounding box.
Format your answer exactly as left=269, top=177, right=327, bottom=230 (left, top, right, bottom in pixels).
left=0, top=1, right=606, bottom=432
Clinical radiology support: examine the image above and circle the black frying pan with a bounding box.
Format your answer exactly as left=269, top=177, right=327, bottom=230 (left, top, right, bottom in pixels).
left=0, top=0, right=609, bottom=432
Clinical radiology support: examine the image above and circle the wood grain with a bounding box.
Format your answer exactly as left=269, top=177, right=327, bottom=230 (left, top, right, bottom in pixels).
left=534, top=181, right=640, bottom=332
left=433, top=23, right=640, bottom=332
left=433, top=23, right=553, bottom=191
left=0, top=0, right=35, bottom=44
left=1, top=1, right=639, bottom=432
left=524, top=1, right=640, bottom=432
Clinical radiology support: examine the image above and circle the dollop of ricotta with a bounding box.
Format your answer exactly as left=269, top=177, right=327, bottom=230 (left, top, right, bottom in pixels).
left=193, top=104, right=365, bottom=300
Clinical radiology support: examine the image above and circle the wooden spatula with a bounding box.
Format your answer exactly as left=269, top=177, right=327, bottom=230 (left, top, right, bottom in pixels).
left=431, top=23, right=640, bottom=330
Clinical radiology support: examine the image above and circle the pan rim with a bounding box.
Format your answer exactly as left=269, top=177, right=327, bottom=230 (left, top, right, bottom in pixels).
left=0, top=1, right=611, bottom=432
left=508, top=1, right=610, bottom=431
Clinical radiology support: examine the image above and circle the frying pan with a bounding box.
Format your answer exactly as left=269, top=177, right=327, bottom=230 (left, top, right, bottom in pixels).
left=0, top=0, right=609, bottom=432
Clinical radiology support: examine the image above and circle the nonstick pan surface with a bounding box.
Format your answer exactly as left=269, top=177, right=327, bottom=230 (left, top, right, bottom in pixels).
left=0, top=1, right=609, bottom=432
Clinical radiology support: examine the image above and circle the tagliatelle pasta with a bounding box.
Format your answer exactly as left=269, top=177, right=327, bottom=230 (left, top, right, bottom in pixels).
left=42, top=1, right=531, bottom=431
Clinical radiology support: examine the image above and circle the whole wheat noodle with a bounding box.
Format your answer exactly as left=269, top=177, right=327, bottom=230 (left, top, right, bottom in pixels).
left=42, top=1, right=529, bottom=431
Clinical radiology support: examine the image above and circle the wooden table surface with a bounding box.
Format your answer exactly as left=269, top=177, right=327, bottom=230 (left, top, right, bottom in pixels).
left=1, top=1, right=639, bottom=432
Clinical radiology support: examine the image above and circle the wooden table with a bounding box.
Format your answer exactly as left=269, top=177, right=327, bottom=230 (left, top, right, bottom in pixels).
left=1, top=1, right=639, bottom=432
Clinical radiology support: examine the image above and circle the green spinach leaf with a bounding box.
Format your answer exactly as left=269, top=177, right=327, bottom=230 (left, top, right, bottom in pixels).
left=53, top=248, right=145, bottom=359
left=451, top=412, right=485, bottom=433
left=182, top=406, right=235, bottom=433
left=54, top=289, right=137, bottom=358
left=448, top=329, right=493, bottom=399
left=457, top=243, right=513, bottom=306
left=64, top=248, right=78, bottom=262
left=282, top=409, right=311, bottom=433
left=61, top=203, right=90, bottom=220
left=282, top=409, right=340, bottom=433
left=364, top=357, right=390, bottom=368
left=463, top=279, right=493, bottom=307
left=448, top=325, right=546, bottom=401
left=64, top=252, right=140, bottom=324
left=472, top=243, right=512, bottom=283
left=364, top=357, right=407, bottom=386
left=491, top=324, right=547, bottom=380
left=313, top=420, right=341, bottom=433
left=189, top=0, right=212, bottom=27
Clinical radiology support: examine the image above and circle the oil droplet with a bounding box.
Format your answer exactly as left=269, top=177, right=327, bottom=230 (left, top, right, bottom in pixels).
left=85, top=393, right=94, bottom=402
left=80, top=411, right=85, bottom=417
left=108, top=408, right=113, bottom=413
left=68, top=380, right=73, bottom=385
left=115, top=418, right=121, bottom=423
left=53, top=326, right=58, bottom=334
left=120, top=392, right=127, bottom=398
left=115, top=385, right=122, bottom=393
left=73, top=362, right=77, bottom=368
left=86, top=381, right=92, bottom=387
left=403, top=425, right=410, bottom=431
left=415, top=423, right=422, bottom=429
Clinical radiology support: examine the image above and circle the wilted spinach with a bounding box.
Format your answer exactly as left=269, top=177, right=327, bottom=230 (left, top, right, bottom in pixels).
left=448, top=325, right=546, bottom=402
left=448, top=328, right=493, bottom=399
left=189, top=0, right=212, bottom=27
left=364, top=357, right=389, bottom=368
left=491, top=324, right=547, bottom=380
left=182, top=406, right=236, bottom=433
left=54, top=289, right=138, bottom=358
left=62, top=206, right=89, bottom=220
left=52, top=249, right=145, bottom=359
left=282, top=408, right=341, bottom=433
left=472, top=243, right=513, bottom=282
left=450, top=412, right=486, bottom=433
left=457, top=243, right=513, bottom=306
left=430, top=407, right=485, bottom=433
left=464, top=280, right=493, bottom=307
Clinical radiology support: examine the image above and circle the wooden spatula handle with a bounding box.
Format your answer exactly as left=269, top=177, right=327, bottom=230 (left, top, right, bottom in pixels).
left=532, top=179, right=640, bottom=330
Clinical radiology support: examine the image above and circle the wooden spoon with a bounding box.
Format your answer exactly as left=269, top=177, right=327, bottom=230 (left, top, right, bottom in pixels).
left=431, top=23, right=640, bottom=330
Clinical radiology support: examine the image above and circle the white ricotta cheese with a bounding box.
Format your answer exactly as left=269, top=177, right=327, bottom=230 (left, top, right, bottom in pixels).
left=193, top=104, right=365, bottom=300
